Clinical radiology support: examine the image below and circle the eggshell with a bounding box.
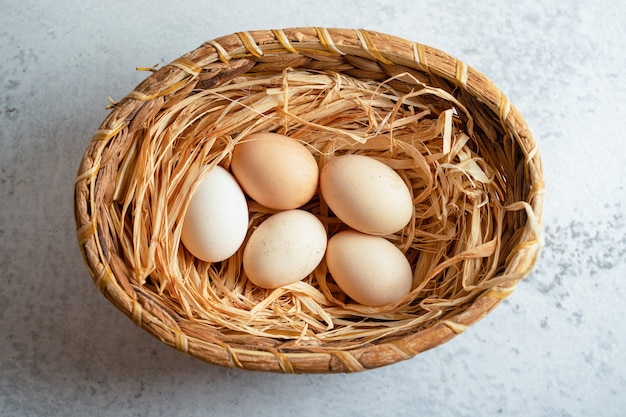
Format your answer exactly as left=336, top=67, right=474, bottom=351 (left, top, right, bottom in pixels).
left=231, top=132, right=319, bottom=210
left=320, top=154, right=413, bottom=235
left=181, top=165, right=249, bottom=262
left=243, top=210, right=327, bottom=289
left=325, top=230, right=413, bottom=306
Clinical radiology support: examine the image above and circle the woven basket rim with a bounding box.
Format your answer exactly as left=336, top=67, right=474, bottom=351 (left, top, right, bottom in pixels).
left=74, top=27, right=544, bottom=373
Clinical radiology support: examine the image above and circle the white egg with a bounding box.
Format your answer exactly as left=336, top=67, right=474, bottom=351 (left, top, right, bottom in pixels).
left=320, top=154, right=413, bottom=235
left=326, top=230, right=413, bottom=306
left=181, top=165, right=249, bottom=262
left=243, top=210, right=327, bottom=289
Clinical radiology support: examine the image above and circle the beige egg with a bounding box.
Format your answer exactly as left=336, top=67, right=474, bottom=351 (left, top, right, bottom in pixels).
left=326, top=230, right=413, bottom=306
left=231, top=132, right=319, bottom=210
left=243, top=210, right=327, bottom=289
left=320, top=154, right=413, bottom=235
left=181, top=165, right=249, bottom=262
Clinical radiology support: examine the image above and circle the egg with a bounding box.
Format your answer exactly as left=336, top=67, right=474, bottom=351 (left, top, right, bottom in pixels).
left=320, top=154, right=413, bottom=235
left=326, top=230, right=413, bottom=306
left=243, top=210, right=327, bottom=289
left=231, top=132, right=319, bottom=210
left=181, top=165, right=249, bottom=262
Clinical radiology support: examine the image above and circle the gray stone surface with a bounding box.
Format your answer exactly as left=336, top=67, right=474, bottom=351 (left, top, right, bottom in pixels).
left=1, top=1, right=625, bottom=415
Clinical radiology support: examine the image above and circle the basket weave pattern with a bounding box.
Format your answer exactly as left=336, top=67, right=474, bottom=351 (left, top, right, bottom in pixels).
left=74, top=28, right=544, bottom=373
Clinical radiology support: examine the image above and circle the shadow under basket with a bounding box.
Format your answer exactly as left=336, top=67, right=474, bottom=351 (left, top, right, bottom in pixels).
left=74, top=28, right=544, bottom=373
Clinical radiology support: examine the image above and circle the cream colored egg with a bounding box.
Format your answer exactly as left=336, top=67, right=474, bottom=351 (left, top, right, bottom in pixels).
left=320, top=154, right=413, bottom=235
left=181, top=165, right=249, bottom=262
left=326, top=230, right=413, bottom=306
left=231, top=132, right=319, bottom=210
left=243, top=210, right=327, bottom=289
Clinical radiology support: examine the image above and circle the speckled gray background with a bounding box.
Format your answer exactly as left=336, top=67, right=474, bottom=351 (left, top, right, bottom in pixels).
left=2, top=1, right=625, bottom=416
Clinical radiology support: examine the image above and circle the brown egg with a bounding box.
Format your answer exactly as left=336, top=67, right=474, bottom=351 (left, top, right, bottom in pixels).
left=243, top=210, right=327, bottom=289
left=231, top=132, right=319, bottom=210
left=326, top=230, right=413, bottom=306
left=320, top=154, right=413, bottom=236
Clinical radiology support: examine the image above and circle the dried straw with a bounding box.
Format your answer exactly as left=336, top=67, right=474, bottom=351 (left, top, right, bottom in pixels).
left=75, top=28, right=544, bottom=373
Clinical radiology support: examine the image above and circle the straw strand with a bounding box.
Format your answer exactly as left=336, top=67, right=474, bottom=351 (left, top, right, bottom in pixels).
left=355, top=29, right=393, bottom=64
left=236, top=31, right=264, bottom=58
left=272, top=29, right=299, bottom=54
left=315, top=27, right=346, bottom=56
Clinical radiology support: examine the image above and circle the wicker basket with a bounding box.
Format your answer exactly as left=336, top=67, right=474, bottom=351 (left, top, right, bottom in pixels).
left=74, top=28, right=544, bottom=373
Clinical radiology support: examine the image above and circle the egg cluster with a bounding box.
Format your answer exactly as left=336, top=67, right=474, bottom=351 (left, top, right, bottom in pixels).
left=181, top=133, right=414, bottom=306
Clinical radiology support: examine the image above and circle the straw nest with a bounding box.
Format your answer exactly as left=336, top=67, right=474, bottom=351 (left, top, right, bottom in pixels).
left=74, top=28, right=544, bottom=373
